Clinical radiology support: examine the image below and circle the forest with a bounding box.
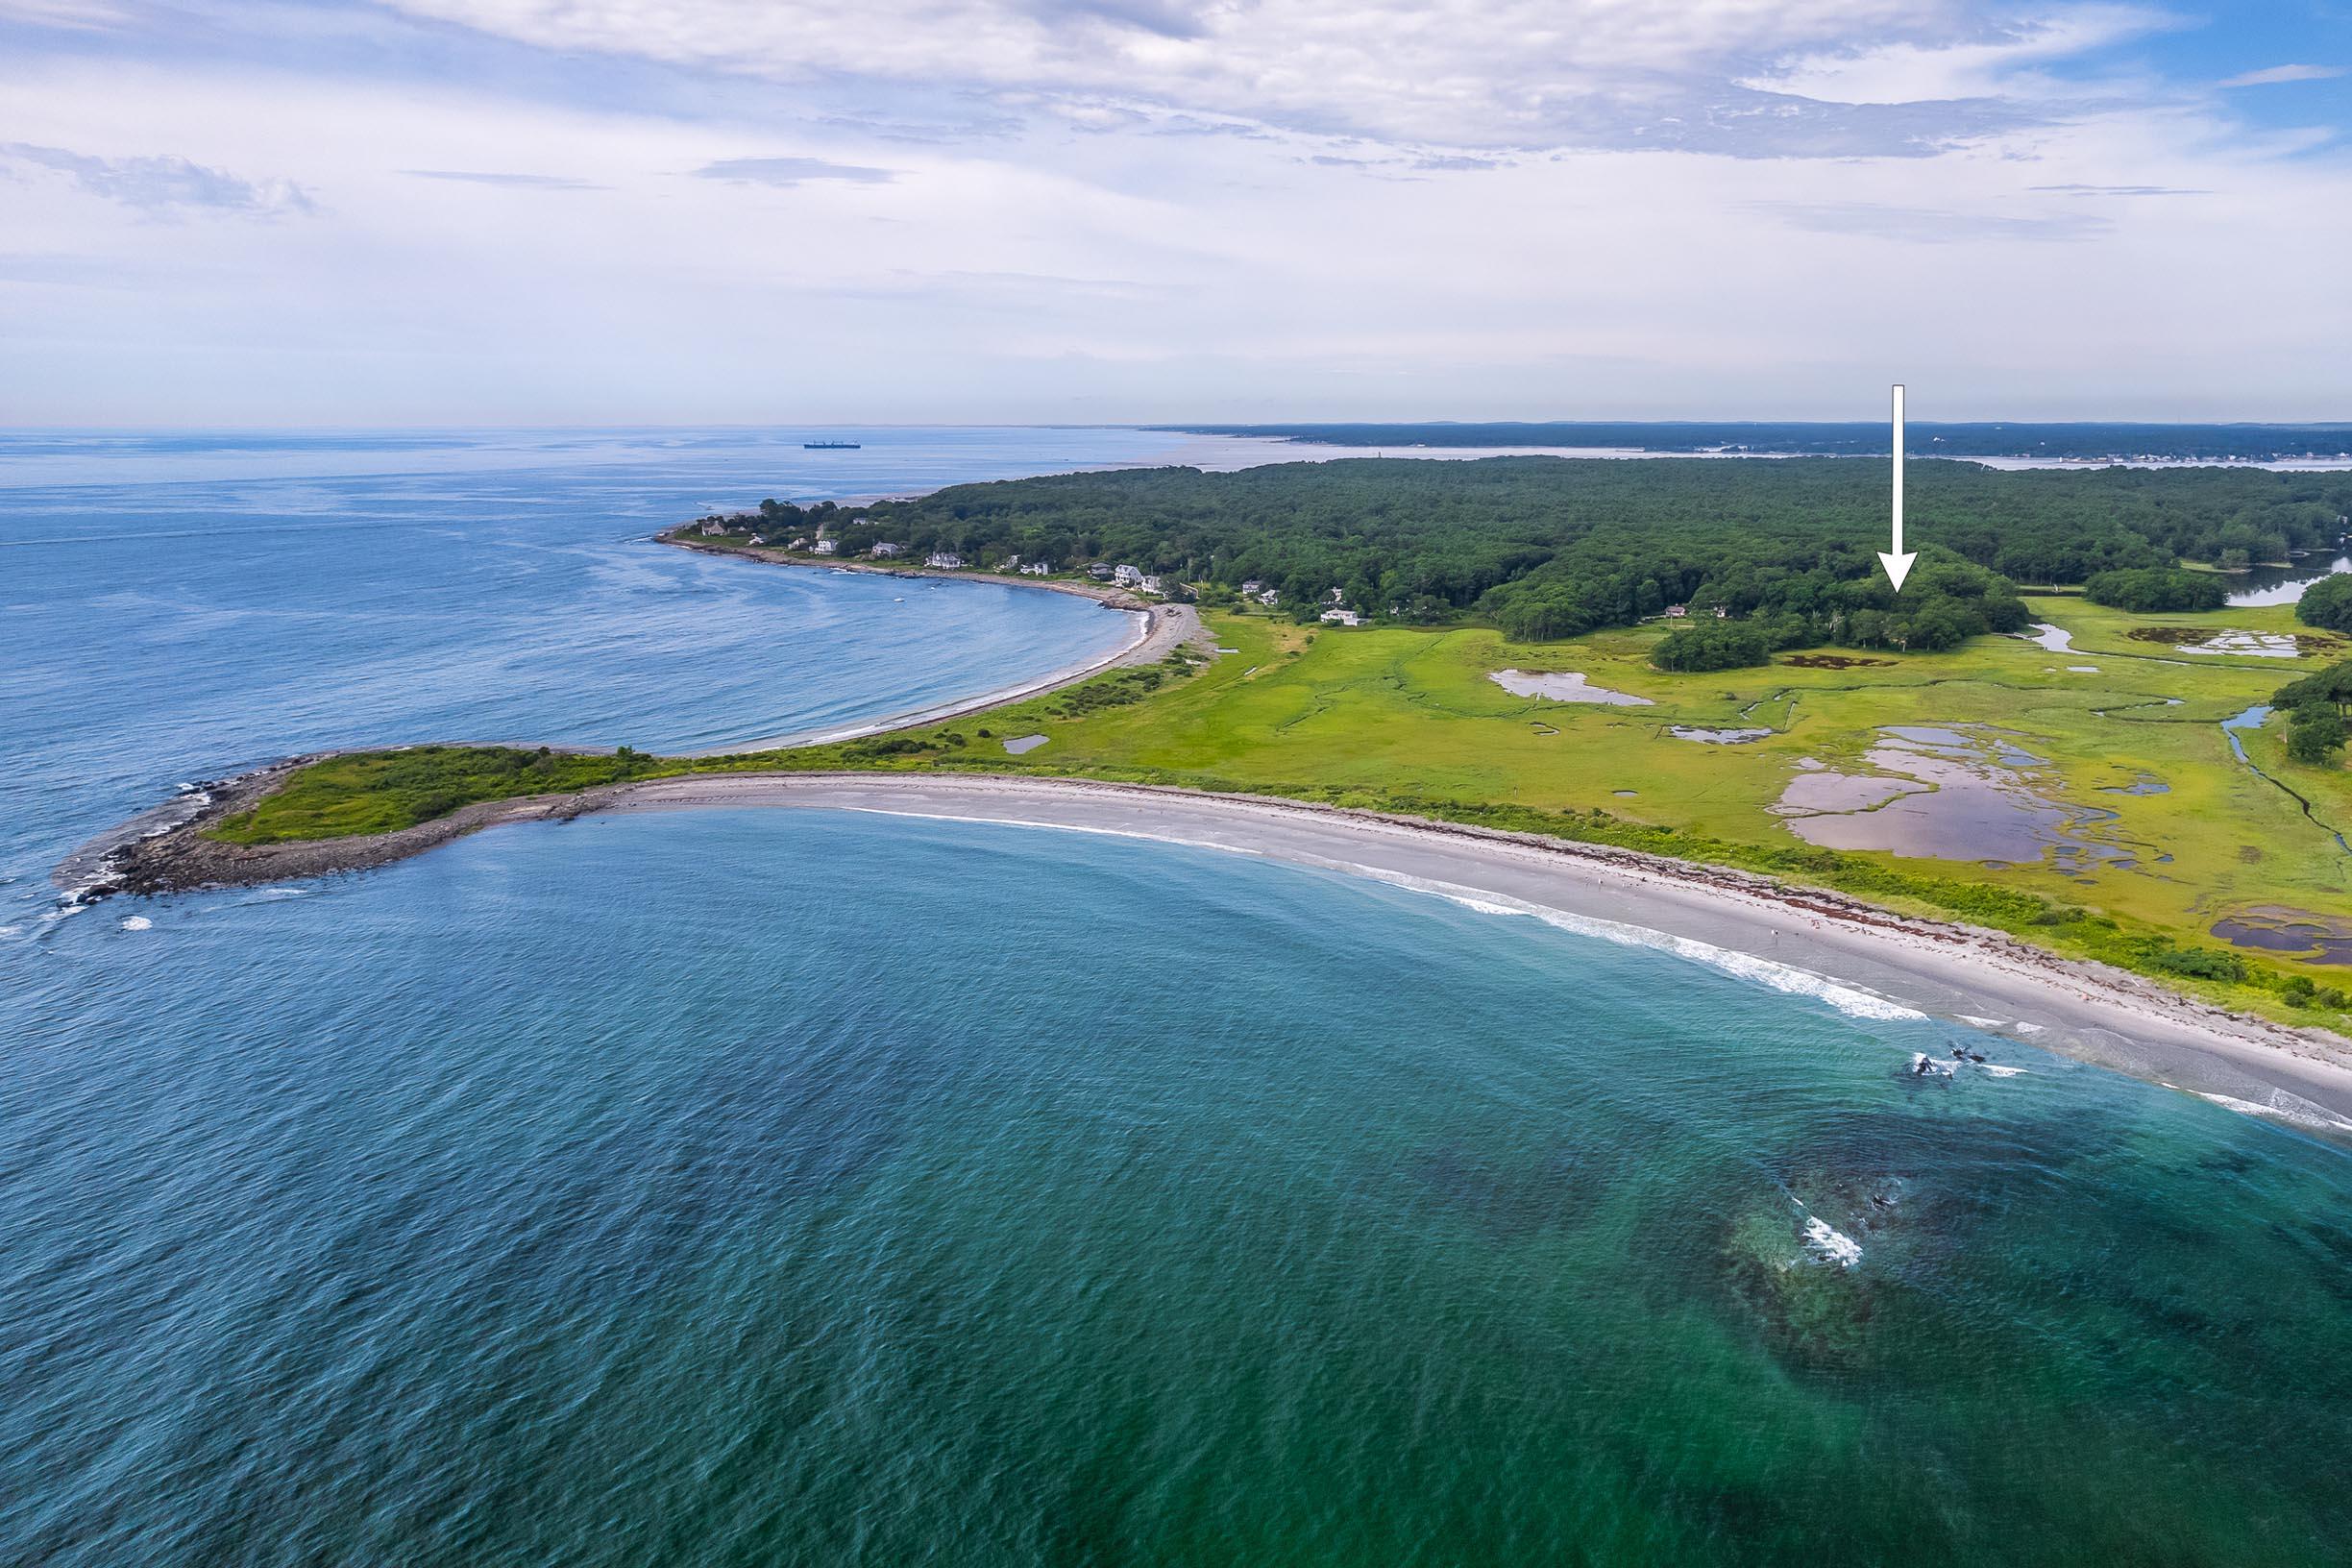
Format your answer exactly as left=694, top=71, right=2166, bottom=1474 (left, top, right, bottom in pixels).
left=1167, top=422, right=2352, bottom=461
left=720, top=456, right=2351, bottom=660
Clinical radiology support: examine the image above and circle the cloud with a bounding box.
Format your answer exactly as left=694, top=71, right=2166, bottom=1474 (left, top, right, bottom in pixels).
left=3, top=8, right=2349, bottom=424
left=1738, top=6, right=2172, bottom=105
left=0, top=0, right=129, bottom=26
left=405, top=168, right=606, bottom=189
left=0, top=142, right=315, bottom=216
left=379, top=0, right=2073, bottom=154
left=2221, top=63, right=2344, bottom=88
left=693, top=156, right=897, bottom=185
left=2030, top=183, right=2207, bottom=196
left=1753, top=201, right=2113, bottom=242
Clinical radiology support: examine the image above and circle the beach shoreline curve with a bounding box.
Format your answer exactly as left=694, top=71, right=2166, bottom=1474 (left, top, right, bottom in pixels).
left=69, top=766, right=2352, bottom=1134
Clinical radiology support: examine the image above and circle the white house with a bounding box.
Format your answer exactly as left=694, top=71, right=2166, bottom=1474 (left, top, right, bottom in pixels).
left=1319, top=608, right=1363, bottom=626
left=812, top=538, right=839, bottom=555
left=1256, top=589, right=1280, bottom=607
left=785, top=536, right=811, bottom=551
left=870, top=542, right=905, bottom=558
left=1662, top=603, right=1688, bottom=619
left=746, top=534, right=766, bottom=547
left=927, top=551, right=965, bottom=569
left=1239, top=579, right=1263, bottom=595
left=699, top=520, right=731, bottom=537
left=996, top=554, right=1021, bottom=572
left=1019, top=561, right=1052, bottom=576
left=1138, top=575, right=1164, bottom=594
left=1113, top=564, right=1144, bottom=587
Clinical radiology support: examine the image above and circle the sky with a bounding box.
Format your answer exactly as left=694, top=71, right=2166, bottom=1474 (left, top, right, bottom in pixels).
left=2, top=0, right=2348, bottom=425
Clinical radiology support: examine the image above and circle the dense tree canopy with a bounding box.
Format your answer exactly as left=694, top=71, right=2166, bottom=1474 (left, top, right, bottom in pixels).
left=721, top=456, right=2350, bottom=655
left=2295, top=574, right=2352, bottom=633
left=2083, top=568, right=2229, bottom=613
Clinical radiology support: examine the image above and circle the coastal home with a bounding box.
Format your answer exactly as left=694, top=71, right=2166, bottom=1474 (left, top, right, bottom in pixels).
left=699, top=520, right=731, bottom=537
left=1087, top=563, right=1115, bottom=581
left=1239, top=579, right=1262, bottom=595
left=812, top=538, right=839, bottom=555
left=1256, top=589, right=1280, bottom=607
left=1138, top=575, right=1164, bottom=595
left=1113, top=564, right=1144, bottom=587
left=1019, top=561, right=1052, bottom=576
left=786, top=536, right=811, bottom=551
left=870, top=542, right=904, bottom=558
left=996, top=555, right=1021, bottom=572
left=926, top=551, right=965, bottom=570
left=1662, top=603, right=1688, bottom=619
left=746, top=535, right=766, bottom=547
left=1319, top=608, right=1363, bottom=626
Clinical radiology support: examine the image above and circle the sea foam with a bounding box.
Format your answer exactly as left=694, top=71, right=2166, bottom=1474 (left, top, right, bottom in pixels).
left=1802, top=1215, right=1863, bottom=1267
left=840, top=804, right=1927, bottom=1022
left=1350, top=870, right=1926, bottom=1022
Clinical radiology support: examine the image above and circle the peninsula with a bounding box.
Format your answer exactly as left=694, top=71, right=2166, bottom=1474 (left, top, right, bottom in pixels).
left=67, top=455, right=2352, bottom=1132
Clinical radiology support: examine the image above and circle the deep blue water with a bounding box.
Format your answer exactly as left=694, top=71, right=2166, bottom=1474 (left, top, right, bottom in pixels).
left=0, top=428, right=1191, bottom=909
left=4, top=431, right=2351, bottom=1564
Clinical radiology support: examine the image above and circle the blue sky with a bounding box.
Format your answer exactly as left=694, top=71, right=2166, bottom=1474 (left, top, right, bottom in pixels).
left=2, top=0, right=2346, bottom=424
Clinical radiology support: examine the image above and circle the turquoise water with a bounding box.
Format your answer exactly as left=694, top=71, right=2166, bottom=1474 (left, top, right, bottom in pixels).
left=5, top=433, right=2351, bottom=1563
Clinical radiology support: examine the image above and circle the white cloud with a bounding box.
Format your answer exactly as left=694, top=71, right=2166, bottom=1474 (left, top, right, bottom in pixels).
left=376, top=0, right=1934, bottom=148
left=694, top=157, right=897, bottom=185
left=2221, top=63, right=2344, bottom=88
left=1, top=141, right=316, bottom=216
left=1739, top=6, right=2169, bottom=105
left=1, top=5, right=2348, bottom=422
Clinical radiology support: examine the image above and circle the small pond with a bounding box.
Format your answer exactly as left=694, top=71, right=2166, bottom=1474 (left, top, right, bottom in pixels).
left=1489, top=670, right=1653, bottom=706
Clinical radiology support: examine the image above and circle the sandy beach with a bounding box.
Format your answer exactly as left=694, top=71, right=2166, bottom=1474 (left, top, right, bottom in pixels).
left=659, top=531, right=1203, bottom=747
left=588, top=774, right=2352, bottom=1133
left=94, top=763, right=2350, bottom=1135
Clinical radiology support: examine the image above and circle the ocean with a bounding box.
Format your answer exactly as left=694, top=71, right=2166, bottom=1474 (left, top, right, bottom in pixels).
left=3, top=430, right=2349, bottom=1564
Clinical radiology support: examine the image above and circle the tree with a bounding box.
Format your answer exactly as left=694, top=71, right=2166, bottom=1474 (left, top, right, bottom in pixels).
left=2286, top=703, right=2347, bottom=766
left=2082, top=568, right=2228, bottom=613
left=2296, top=573, right=2352, bottom=634
left=2274, top=662, right=2352, bottom=716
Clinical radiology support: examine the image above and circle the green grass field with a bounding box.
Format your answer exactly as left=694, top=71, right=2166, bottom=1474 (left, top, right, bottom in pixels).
left=213, top=592, right=2352, bottom=1025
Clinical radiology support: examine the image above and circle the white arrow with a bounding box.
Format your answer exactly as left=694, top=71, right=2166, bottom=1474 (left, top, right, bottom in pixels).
left=1879, top=381, right=1916, bottom=591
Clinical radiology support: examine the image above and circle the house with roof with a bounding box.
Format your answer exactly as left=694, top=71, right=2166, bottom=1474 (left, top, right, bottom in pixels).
left=926, top=551, right=965, bottom=569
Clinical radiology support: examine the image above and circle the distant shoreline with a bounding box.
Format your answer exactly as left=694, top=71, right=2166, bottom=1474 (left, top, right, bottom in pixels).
left=658, top=528, right=1200, bottom=747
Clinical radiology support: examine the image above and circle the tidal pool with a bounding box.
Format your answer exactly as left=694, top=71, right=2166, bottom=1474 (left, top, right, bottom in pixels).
left=1489, top=670, right=1653, bottom=706
left=2213, top=908, right=2352, bottom=965
left=2129, top=627, right=2306, bottom=658
left=2021, top=624, right=2074, bottom=652
left=1776, top=726, right=2135, bottom=868
left=1669, top=726, right=1771, bottom=745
